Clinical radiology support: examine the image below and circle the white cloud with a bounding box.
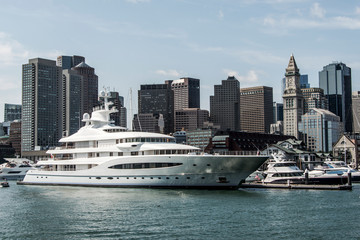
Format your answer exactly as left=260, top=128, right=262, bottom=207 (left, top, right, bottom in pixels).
left=0, top=32, right=29, bottom=66
left=0, top=75, right=20, bottom=91
left=356, top=7, right=360, bottom=14
left=222, top=69, right=259, bottom=84
left=155, top=69, right=181, bottom=77
left=310, top=3, right=326, bottom=18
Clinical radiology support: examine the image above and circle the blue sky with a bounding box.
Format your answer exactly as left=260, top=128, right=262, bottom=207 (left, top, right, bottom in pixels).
left=1, top=0, right=360, bottom=122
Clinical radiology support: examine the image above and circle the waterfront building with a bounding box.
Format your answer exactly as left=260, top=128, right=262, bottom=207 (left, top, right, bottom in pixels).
left=319, top=62, right=352, bottom=133
left=240, top=86, right=273, bottom=133
left=174, top=108, right=209, bottom=132
left=173, top=130, right=186, bottom=144
left=210, top=76, right=240, bottom=131
left=57, top=55, right=85, bottom=70
left=332, top=134, right=360, bottom=169
left=61, top=69, right=82, bottom=136
left=72, top=61, right=99, bottom=117
left=352, top=91, right=360, bottom=133
left=301, top=88, right=328, bottom=113
left=132, top=113, right=164, bottom=133
left=299, top=108, right=341, bottom=152
left=273, top=102, right=283, bottom=123
left=22, top=58, right=62, bottom=152
left=4, top=104, right=22, bottom=122
left=171, top=78, right=200, bottom=111
left=282, top=54, right=304, bottom=139
left=138, top=82, right=173, bottom=134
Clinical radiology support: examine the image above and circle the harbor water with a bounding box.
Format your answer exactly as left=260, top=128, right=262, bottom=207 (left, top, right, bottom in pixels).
left=1, top=183, right=360, bottom=239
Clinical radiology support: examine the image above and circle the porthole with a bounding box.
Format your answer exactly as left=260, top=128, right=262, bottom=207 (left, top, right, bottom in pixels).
left=166, top=177, right=169, bottom=179
left=158, top=177, right=161, bottom=179
left=150, top=177, right=153, bottom=179
left=108, top=177, right=113, bottom=180
left=96, top=177, right=101, bottom=180
left=187, top=177, right=190, bottom=179
left=175, top=177, right=179, bottom=179
left=126, top=177, right=129, bottom=179
left=193, top=164, right=197, bottom=166
left=201, top=177, right=205, bottom=179
left=89, top=177, right=92, bottom=179
left=142, top=177, right=144, bottom=179
left=207, top=164, right=211, bottom=166
left=134, top=177, right=137, bottom=179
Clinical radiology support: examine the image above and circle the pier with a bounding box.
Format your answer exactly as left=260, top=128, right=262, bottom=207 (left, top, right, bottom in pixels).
left=240, top=182, right=352, bottom=190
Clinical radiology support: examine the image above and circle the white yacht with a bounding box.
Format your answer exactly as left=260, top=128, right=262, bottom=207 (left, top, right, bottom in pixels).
left=0, top=158, right=35, bottom=181
left=263, top=153, right=304, bottom=184
left=20, top=91, right=268, bottom=189
left=317, top=160, right=360, bottom=182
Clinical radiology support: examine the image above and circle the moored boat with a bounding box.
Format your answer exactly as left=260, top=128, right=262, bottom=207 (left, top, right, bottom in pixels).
left=20, top=91, right=268, bottom=189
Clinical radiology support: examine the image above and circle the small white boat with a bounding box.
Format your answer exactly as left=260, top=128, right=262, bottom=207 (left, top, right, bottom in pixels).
left=323, top=160, right=360, bottom=182
left=263, top=153, right=304, bottom=184
left=0, top=159, right=35, bottom=181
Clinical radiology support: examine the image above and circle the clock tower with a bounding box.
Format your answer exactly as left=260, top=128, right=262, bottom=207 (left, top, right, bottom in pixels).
left=282, top=54, right=304, bottom=139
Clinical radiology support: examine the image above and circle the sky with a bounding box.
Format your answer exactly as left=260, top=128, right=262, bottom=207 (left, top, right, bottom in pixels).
left=1, top=0, right=360, bottom=123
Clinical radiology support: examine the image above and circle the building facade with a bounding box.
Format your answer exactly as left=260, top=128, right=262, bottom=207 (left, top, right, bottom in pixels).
left=273, top=102, right=283, bottom=123
left=240, top=86, right=273, bottom=133
left=319, top=62, right=352, bottom=133
left=62, top=69, right=82, bottom=136
left=299, top=108, right=341, bottom=152
left=72, top=61, right=99, bottom=118
left=4, top=104, right=22, bottom=122
left=301, top=87, right=328, bottom=113
left=171, top=78, right=200, bottom=111
left=138, top=82, right=174, bottom=134
left=174, top=108, right=209, bottom=132
left=132, top=113, right=164, bottom=133
left=22, top=58, right=62, bottom=152
left=282, top=54, right=304, bottom=139
left=210, top=76, right=240, bottom=131
left=57, top=55, right=85, bottom=70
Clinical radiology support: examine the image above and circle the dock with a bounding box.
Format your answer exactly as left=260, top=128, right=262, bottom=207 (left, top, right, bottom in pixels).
left=240, top=182, right=352, bottom=190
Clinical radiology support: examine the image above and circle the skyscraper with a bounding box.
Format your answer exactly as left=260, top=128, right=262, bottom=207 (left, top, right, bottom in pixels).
left=282, top=54, right=304, bottom=139
left=22, top=58, right=62, bottom=152
left=171, top=77, right=200, bottom=111
left=319, top=62, right=352, bottom=133
left=174, top=108, right=209, bottom=132
left=240, top=86, right=273, bottom=133
left=210, top=76, right=240, bottom=131
left=72, top=62, right=99, bottom=117
left=61, top=69, right=82, bottom=136
left=138, top=82, right=174, bottom=134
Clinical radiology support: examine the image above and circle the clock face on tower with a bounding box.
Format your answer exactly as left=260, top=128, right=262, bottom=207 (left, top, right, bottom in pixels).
left=287, top=77, right=294, bottom=88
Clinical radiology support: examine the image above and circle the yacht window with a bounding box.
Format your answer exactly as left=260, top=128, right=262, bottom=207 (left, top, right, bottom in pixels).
left=118, top=152, right=123, bottom=156
left=131, top=152, right=138, bottom=156
left=110, top=152, right=113, bottom=156
left=141, top=138, right=145, bottom=142
left=96, top=177, right=101, bottom=179
left=108, top=177, right=113, bottom=180
left=108, top=162, right=183, bottom=169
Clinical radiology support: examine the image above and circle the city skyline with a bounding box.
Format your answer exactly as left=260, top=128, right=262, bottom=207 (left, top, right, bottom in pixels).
left=1, top=1, right=360, bottom=122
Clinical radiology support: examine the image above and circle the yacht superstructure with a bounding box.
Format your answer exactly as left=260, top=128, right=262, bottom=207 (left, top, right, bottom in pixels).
left=20, top=91, right=268, bottom=189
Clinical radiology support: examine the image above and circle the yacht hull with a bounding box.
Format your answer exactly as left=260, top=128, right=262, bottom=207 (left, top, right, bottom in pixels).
left=20, top=155, right=268, bottom=189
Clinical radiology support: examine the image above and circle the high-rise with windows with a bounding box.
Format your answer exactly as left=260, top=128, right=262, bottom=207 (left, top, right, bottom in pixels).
left=57, top=55, right=85, bottom=70
left=240, top=86, right=273, bottom=133
left=282, top=54, right=304, bottom=139
left=171, top=78, right=200, bottom=111
left=319, top=62, right=352, bottom=133
left=72, top=62, right=99, bottom=117
left=210, top=76, right=240, bottom=131
left=138, top=82, right=174, bottom=134
left=61, top=69, right=82, bottom=136
left=22, top=58, right=62, bottom=152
